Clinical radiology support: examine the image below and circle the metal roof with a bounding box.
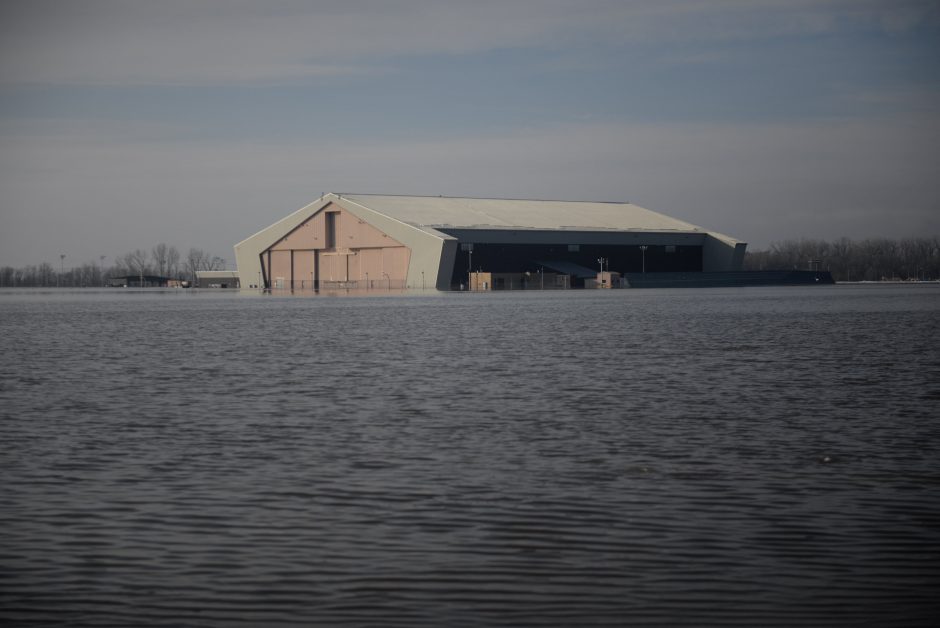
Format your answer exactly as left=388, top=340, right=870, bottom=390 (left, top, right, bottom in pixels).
left=534, top=260, right=599, bottom=278
left=336, top=194, right=709, bottom=234
left=233, top=192, right=747, bottom=288
left=195, top=271, right=239, bottom=278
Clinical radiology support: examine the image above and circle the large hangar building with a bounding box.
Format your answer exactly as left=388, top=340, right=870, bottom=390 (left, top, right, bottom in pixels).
left=233, top=193, right=746, bottom=291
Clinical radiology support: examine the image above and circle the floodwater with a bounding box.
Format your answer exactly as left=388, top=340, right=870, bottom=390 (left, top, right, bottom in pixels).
left=1, top=284, right=938, bottom=627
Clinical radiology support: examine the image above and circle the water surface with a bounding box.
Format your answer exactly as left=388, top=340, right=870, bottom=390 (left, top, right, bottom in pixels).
left=1, top=284, right=939, bottom=626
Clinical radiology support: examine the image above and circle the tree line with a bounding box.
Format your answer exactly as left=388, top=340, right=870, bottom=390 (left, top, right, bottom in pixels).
left=743, top=236, right=940, bottom=282
left=0, top=244, right=227, bottom=287
left=4, top=236, right=938, bottom=287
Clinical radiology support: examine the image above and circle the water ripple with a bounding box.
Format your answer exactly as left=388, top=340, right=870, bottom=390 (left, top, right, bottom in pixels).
left=1, top=285, right=939, bottom=626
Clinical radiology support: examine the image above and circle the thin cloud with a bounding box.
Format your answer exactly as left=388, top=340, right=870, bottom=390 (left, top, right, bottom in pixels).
left=1, top=0, right=937, bottom=266
left=2, top=114, right=938, bottom=265
left=1, top=0, right=934, bottom=86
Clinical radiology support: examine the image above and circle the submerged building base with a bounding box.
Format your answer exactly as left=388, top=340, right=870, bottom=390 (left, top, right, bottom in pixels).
left=234, top=194, right=749, bottom=291
left=621, top=270, right=835, bottom=288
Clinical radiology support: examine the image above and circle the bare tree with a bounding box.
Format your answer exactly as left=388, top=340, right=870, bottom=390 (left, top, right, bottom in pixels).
left=38, top=262, right=55, bottom=287
left=123, top=249, right=149, bottom=287
left=744, top=236, right=940, bottom=281
left=186, top=248, right=205, bottom=283
left=152, top=243, right=169, bottom=277
left=166, top=246, right=181, bottom=279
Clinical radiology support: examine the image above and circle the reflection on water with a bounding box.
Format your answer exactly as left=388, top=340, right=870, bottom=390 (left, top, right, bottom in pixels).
left=1, top=284, right=939, bottom=626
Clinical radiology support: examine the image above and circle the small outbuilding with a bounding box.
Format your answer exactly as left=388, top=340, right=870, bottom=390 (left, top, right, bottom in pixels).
left=108, top=275, right=173, bottom=288
left=592, top=271, right=623, bottom=289
left=195, top=271, right=241, bottom=289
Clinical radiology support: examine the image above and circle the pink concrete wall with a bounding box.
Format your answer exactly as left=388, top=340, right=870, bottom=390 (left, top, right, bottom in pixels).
left=269, top=250, right=291, bottom=287
left=269, top=208, right=324, bottom=251
left=263, top=202, right=412, bottom=289
left=344, top=247, right=412, bottom=286
left=335, top=211, right=401, bottom=249
left=292, top=250, right=315, bottom=287
left=270, top=202, right=407, bottom=252
left=317, top=251, right=349, bottom=282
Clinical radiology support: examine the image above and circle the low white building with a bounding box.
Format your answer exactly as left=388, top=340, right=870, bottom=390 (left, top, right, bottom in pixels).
left=195, top=270, right=240, bottom=289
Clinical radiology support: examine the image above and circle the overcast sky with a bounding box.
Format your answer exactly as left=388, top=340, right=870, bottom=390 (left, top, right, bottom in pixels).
left=1, top=0, right=938, bottom=267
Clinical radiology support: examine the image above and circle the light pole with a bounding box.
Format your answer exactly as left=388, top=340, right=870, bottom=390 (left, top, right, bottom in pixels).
left=59, top=254, right=65, bottom=287
left=639, top=245, right=648, bottom=273
left=461, top=242, right=474, bottom=291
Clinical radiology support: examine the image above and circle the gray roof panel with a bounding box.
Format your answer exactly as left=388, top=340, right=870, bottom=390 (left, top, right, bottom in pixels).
left=338, top=194, right=712, bottom=235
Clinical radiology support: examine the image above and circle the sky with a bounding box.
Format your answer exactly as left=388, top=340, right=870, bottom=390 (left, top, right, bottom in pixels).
left=1, top=0, right=939, bottom=268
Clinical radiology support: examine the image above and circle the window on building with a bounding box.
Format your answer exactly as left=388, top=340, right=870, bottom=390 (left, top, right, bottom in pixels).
left=325, top=212, right=338, bottom=248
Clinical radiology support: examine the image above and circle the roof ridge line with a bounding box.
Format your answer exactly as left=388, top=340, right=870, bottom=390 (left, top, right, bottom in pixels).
left=334, top=192, right=631, bottom=205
